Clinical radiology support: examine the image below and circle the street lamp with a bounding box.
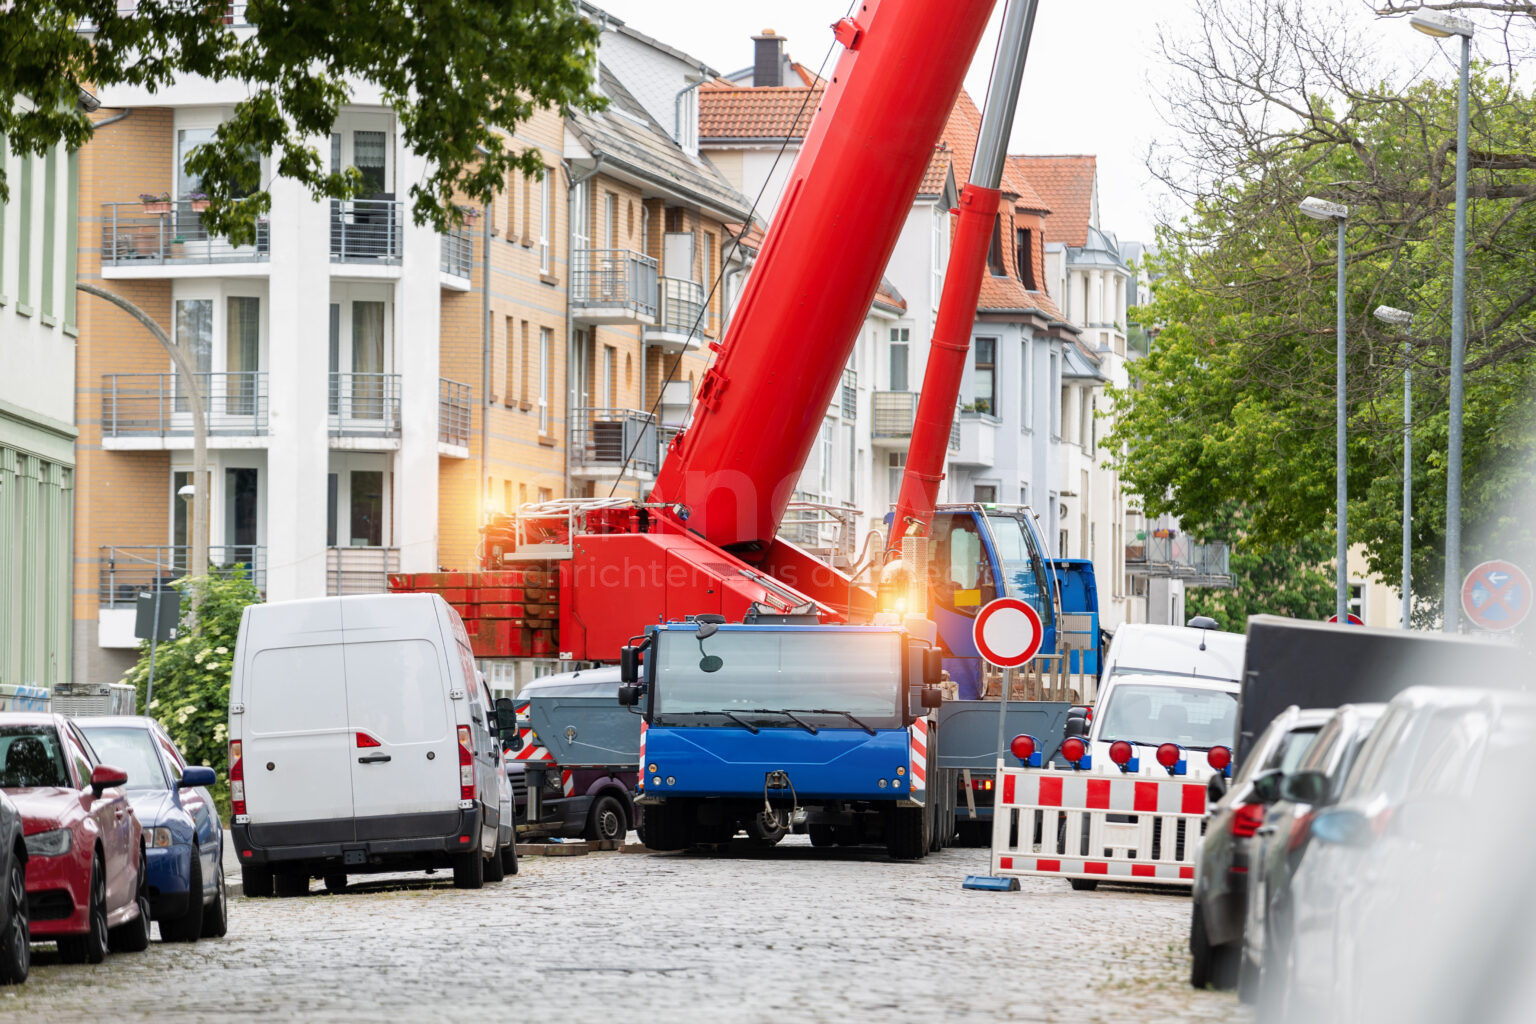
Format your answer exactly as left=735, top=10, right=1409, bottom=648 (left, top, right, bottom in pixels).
left=1375, top=304, right=1414, bottom=629
left=1300, top=195, right=1350, bottom=623
left=1409, top=10, right=1474, bottom=632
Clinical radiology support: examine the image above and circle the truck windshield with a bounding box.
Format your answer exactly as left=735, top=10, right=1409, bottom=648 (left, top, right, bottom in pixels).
left=1097, top=683, right=1239, bottom=751
left=985, top=513, right=1053, bottom=628
left=653, top=630, right=901, bottom=722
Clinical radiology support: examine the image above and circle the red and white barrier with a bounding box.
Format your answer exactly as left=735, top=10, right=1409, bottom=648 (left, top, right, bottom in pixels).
left=508, top=726, right=554, bottom=762
left=908, top=719, right=928, bottom=794
left=989, top=767, right=1207, bottom=886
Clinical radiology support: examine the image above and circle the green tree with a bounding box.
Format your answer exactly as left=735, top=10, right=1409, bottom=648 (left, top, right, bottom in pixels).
left=2, top=0, right=604, bottom=241
left=1184, top=507, right=1337, bottom=633
left=122, top=569, right=261, bottom=775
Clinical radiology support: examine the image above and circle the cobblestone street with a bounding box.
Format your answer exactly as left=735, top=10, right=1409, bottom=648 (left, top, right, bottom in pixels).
left=1, top=837, right=1245, bottom=1023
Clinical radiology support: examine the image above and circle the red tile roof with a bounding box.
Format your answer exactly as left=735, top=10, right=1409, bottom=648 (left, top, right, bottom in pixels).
left=918, top=90, right=983, bottom=195
left=723, top=220, right=768, bottom=253
left=1000, top=159, right=1050, bottom=214
left=699, top=80, right=824, bottom=140
left=875, top=276, right=907, bottom=312
left=1007, top=155, right=1095, bottom=246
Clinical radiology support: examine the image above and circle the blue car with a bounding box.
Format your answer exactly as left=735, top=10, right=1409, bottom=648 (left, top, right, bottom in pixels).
left=75, top=717, right=226, bottom=942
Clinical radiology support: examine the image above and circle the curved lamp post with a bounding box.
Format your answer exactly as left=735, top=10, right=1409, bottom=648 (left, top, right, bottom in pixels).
left=1375, top=304, right=1415, bottom=629
left=1300, top=196, right=1350, bottom=623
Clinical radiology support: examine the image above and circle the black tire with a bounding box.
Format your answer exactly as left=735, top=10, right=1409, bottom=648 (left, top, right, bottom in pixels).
left=744, top=809, right=785, bottom=847
left=955, top=820, right=990, bottom=848
left=57, top=853, right=109, bottom=964
left=200, top=860, right=228, bottom=939
left=1069, top=878, right=1098, bottom=892
left=483, top=844, right=505, bottom=883
left=808, top=824, right=836, bottom=848
left=272, top=872, right=308, bottom=898
left=109, top=851, right=152, bottom=953
left=501, top=840, right=518, bottom=876
left=242, top=864, right=273, bottom=899
left=1190, top=900, right=1217, bottom=989
left=640, top=803, right=692, bottom=852
left=160, top=847, right=204, bottom=942
left=452, top=847, right=484, bottom=889
left=884, top=806, right=927, bottom=861
left=323, top=872, right=349, bottom=895
left=584, top=795, right=628, bottom=843
left=0, top=854, right=30, bottom=985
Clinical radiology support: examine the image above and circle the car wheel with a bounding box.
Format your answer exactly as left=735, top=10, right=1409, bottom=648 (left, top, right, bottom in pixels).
left=272, top=872, right=309, bottom=898
left=200, top=860, right=228, bottom=939
left=322, top=871, right=349, bottom=895
left=808, top=824, right=836, bottom=848
left=241, top=864, right=273, bottom=899
left=0, top=854, right=30, bottom=984
left=57, top=852, right=109, bottom=964
left=452, top=847, right=484, bottom=890
left=743, top=808, right=785, bottom=848
left=584, top=795, right=628, bottom=843
left=1069, top=878, right=1098, bottom=892
left=500, top=839, right=518, bottom=877
left=483, top=844, right=505, bottom=883
left=160, top=846, right=204, bottom=942
left=109, top=851, right=152, bottom=953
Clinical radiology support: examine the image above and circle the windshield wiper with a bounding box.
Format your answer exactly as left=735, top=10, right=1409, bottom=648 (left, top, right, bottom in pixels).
left=742, top=709, right=819, bottom=735
left=716, top=710, right=759, bottom=734
left=662, top=711, right=759, bottom=733
left=787, top=709, right=877, bottom=736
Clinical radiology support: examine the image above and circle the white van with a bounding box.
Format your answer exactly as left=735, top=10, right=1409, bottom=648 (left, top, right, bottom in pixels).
left=228, top=594, right=515, bottom=895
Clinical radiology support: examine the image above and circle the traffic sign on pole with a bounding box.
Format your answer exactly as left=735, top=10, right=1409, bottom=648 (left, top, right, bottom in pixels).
left=1327, top=612, right=1364, bottom=626
left=1461, top=560, right=1531, bottom=632
left=973, top=597, right=1044, bottom=668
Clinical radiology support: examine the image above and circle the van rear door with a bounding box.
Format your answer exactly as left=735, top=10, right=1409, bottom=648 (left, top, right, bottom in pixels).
left=341, top=598, right=459, bottom=832
left=240, top=599, right=355, bottom=830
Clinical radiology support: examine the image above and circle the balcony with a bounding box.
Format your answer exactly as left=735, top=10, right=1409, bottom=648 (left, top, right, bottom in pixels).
left=100, top=200, right=270, bottom=273
left=570, top=407, right=658, bottom=480
left=440, top=226, right=473, bottom=284
left=570, top=249, right=658, bottom=324
left=438, top=378, right=472, bottom=456
left=953, top=410, right=998, bottom=468
left=100, top=372, right=269, bottom=448
left=871, top=391, right=961, bottom=451
left=98, top=545, right=266, bottom=609
left=839, top=369, right=858, bottom=419
left=329, top=373, right=402, bottom=444
left=644, top=277, right=706, bottom=353
left=328, top=546, right=400, bottom=596
left=1126, top=535, right=1233, bottom=587
left=330, top=199, right=402, bottom=264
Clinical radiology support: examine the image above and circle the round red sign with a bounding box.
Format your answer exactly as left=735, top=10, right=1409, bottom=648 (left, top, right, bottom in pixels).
left=1462, top=560, right=1532, bottom=632
left=972, top=597, right=1044, bottom=668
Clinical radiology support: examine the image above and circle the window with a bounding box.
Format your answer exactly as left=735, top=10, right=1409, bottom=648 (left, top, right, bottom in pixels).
left=1049, top=352, right=1062, bottom=438
left=930, top=205, right=947, bottom=309
left=519, top=321, right=531, bottom=406
left=177, top=128, right=214, bottom=198
left=348, top=470, right=383, bottom=546
left=538, top=327, right=551, bottom=433
left=1016, top=228, right=1037, bottom=290
left=887, top=451, right=906, bottom=505
left=351, top=300, right=387, bottom=420
left=985, top=216, right=1005, bottom=276
left=503, top=480, right=512, bottom=513
left=1349, top=583, right=1365, bottom=621
left=604, top=191, right=616, bottom=250
left=571, top=181, right=590, bottom=254
left=226, top=296, right=260, bottom=415
left=328, top=303, right=341, bottom=413
left=705, top=231, right=718, bottom=327
left=889, top=327, right=909, bottom=391
left=225, top=466, right=258, bottom=559
left=972, top=337, right=996, bottom=415
left=601, top=345, right=615, bottom=408
left=845, top=424, right=856, bottom=505
left=0, top=134, right=8, bottom=305
left=503, top=315, right=515, bottom=406
left=174, top=299, right=213, bottom=411
left=353, top=131, right=388, bottom=195
left=40, top=146, right=56, bottom=321
left=16, top=151, right=32, bottom=311
left=539, top=170, right=552, bottom=274
left=521, top=173, right=532, bottom=240
left=819, top=419, right=833, bottom=496
left=973, top=484, right=997, bottom=503
left=504, top=168, right=516, bottom=240
left=1020, top=339, right=1033, bottom=432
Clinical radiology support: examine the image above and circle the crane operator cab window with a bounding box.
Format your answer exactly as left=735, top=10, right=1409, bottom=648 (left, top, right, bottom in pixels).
left=928, top=516, right=996, bottom=615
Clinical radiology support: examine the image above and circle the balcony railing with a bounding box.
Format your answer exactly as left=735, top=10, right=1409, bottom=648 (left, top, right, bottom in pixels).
left=438, top=378, right=472, bottom=448
left=330, top=199, right=401, bottom=263
left=571, top=249, right=659, bottom=320
left=871, top=391, right=961, bottom=451
left=100, top=200, right=270, bottom=267
left=327, top=546, right=399, bottom=596
left=98, top=545, right=266, bottom=608
left=1126, top=535, right=1232, bottom=584
left=570, top=407, right=658, bottom=477
left=654, top=277, right=706, bottom=336
left=440, top=227, right=473, bottom=278
left=100, top=372, right=269, bottom=439
left=329, top=373, right=402, bottom=438
left=840, top=368, right=858, bottom=418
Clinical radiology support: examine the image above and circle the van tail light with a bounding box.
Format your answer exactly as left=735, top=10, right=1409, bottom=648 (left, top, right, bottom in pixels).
left=457, top=725, right=475, bottom=801
left=1232, top=803, right=1264, bottom=838
left=229, top=740, right=246, bottom=816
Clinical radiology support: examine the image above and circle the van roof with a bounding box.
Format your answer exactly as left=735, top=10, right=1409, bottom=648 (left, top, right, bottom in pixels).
left=1105, top=623, right=1247, bottom=683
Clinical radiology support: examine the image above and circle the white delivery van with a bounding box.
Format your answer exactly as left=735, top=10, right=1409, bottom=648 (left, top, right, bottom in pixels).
left=228, top=594, right=515, bottom=895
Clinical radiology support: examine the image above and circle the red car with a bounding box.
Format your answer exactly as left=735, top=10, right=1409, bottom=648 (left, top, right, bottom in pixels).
left=0, top=714, right=150, bottom=963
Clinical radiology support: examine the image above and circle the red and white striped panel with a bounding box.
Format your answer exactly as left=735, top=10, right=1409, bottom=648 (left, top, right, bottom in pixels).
left=560, top=769, right=575, bottom=798
left=997, top=855, right=1194, bottom=882
left=637, top=720, right=648, bottom=790
left=509, top=727, right=554, bottom=762
left=1000, top=771, right=1207, bottom=817
left=908, top=718, right=928, bottom=792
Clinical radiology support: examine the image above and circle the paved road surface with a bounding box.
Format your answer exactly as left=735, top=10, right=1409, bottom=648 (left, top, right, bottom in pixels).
left=2, top=837, right=1246, bottom=1023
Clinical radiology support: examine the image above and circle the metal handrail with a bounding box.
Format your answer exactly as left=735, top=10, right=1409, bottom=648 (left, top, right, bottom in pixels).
left=570, top=407, right=659, bottom=476
left=840, top=368, right=858, bottom=418
left=571, top=249, right=659, bottom=319
left=438, top=378, right=472, bottom=447
left=100, top=372, right=269, bottom=437
left=872, top=390, right=916, bottom=438
left=97, top=545, right=266, bottom=607
left=654, top=277, right=705, bottom=336
left=327, top=546, right=400, bottom=596
left=329, top=373, right=402, bottom=436
left=330, top=198, right=402, bottom=263
left=100, top=200, right=270, bottom=266
left=440, top=227, right=473, bottom=278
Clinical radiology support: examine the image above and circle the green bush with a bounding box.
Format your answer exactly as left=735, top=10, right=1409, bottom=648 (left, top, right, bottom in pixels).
left=121, top=568, right=261, bottom=775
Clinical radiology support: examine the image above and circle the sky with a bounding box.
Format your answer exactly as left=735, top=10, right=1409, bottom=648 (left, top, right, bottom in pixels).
left=593, top=0, right=1186, bottom=243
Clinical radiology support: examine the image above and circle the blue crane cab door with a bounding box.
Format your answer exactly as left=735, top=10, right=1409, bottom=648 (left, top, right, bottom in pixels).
left=1050, top=558, right=1101, bottom=677
left=926, top=508, right=1058, bottom=699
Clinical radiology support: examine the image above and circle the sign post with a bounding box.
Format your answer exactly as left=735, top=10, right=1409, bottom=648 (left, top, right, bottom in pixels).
left=135, top=589, right=180, bottom=709
left=1461, top=560, right=1532, bottom=632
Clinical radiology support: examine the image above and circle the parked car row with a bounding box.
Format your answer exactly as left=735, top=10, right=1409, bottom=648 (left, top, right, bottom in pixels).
left=1190, top=683, right=1536, bottom=1023
left=0, top=712, right=226, bottom=985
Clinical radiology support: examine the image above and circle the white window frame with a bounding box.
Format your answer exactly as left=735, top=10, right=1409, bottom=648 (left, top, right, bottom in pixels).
left=1020, top=337, right=1033, bottom=433
left=930, top=205, right=947, bottom=311
left=538, top=327, right=551, bottom=433
left=539, top=171, right=552, bottom=274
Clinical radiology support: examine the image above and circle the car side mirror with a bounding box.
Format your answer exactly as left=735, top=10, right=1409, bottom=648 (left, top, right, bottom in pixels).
left=920, top=687, right=944, bottom=709
left=620, top=645, right=642, bottom=683
left=1309, top=807, right=1373, bottom=847
left=179, top=765, right=217, bottom=788
left=922, top=648, right=944, bottom=686
left=493, top=697, right=519, bottom=733
left=1249, top=769, right=1283, bottom=805
left=618, top=685, right=642, bottom=707
left=1279, top=770, right=1330, bottom=806
left=90, top=764, right=128, bottom=796
left=1206, top=772, right=1227, bottom=804
left=1064, top=714, right=1087, bottom=740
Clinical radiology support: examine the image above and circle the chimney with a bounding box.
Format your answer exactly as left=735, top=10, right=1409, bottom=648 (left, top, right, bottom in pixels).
left=753, top=30, right=784, bottom=87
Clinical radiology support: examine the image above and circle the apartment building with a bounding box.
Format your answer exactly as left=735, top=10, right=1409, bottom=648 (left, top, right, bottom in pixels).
left=2, top=93, right=89, bottom=694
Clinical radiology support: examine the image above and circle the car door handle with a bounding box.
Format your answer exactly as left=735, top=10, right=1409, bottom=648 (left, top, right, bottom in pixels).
left=1256, top=826, right=1275, bottom=836
left=357, top=754, right=392, bottom=764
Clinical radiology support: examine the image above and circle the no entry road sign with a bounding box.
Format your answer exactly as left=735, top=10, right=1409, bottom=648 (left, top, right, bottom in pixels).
left=1462, top=560, right=1532, bottom=632
left=1327, top=613, right=1365, bottom=626
left=973, top=597, right=1044, bottom=668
